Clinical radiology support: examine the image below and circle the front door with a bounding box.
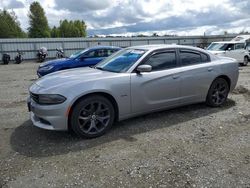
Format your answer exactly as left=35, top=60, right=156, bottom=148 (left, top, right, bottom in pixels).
left=130, top=50, right=181, bottom=114
left=225, top=43, right=245, bottom=62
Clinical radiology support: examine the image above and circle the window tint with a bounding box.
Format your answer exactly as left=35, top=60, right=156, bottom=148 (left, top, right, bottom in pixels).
left=180, top=51, right=202, bottom=66
left=85, top=50, right=96, bottom=58
left=96, top=49, right=146, bottom=73
left=144, top=51, right=177, bottom=71
left=85, top=49, right=107, bottom=58
left=225, top=44, right=234, bottom=50
left=235, top=43, right=245, bottom=50
left=96, top=49, right=106, bottom=57
left=107, top=49, right=117, bottom=56
left=207, top=43, right=234, bottom=51
left=201, top=53, right=210, bottom=62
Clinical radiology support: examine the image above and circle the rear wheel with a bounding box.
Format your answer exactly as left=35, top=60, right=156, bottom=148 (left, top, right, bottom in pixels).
left=242, top=56, right=249, bottom=66
left=70, top=95, right=115, bottom=138
left=206, top=78, right=229, bottom=107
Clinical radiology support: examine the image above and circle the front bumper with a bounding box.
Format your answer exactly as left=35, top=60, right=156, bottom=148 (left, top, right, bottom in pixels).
left=27, top=96, right=68, bottom=131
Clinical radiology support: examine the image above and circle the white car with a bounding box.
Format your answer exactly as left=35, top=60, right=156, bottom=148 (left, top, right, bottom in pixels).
left=207, top=41, right=249, bottom=66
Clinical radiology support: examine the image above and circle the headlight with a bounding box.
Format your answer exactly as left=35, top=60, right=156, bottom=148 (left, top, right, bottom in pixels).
left=39, top=65, right=54, bottom=71
left=38, top=94, right=66, bottom=105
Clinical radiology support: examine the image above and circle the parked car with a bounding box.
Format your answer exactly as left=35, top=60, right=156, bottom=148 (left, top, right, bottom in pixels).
left=37, top=46, right=121, bottom=77
left=207, top=35, right=250, bottom=66
left=28, top=45, right=239, bottom=138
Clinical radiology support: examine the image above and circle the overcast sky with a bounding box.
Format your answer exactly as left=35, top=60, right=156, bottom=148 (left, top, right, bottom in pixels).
left=1, top=0, right=250, bottom=36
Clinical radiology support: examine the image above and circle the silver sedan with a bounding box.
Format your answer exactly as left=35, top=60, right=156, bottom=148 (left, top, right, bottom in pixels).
left=28, top=45, right=239, bottom=138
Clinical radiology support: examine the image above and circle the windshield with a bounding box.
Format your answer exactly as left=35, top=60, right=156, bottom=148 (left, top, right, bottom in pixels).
left=69, top=49, right=88, bottom=59
left=95, top=49, right=146, bottom=73
left=207, top=43, right=234, bottom=51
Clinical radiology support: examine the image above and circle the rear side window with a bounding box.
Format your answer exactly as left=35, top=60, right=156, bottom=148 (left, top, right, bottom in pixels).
left=201, top=53, right=210, bottom=62
left=235, top=43, right=245, bottom=50
left=144, top=51, right=177, bottom=71
left=107, top=49, right=117, bottom=56
left=86, top=49, right=112, bottom=58
left=180, top=50, right=202, bottom=66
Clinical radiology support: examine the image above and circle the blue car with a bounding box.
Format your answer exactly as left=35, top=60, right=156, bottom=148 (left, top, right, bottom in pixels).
left=37, top=46, right=121, bottom=77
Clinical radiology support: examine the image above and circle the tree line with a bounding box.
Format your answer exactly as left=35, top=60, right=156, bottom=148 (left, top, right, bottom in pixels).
left=0, top=1, right=87, bottom=38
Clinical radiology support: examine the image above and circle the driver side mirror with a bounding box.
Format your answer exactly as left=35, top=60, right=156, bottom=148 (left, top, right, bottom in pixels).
left=227, top=48, right=231, bottom=51
left=136, top=65, right=152, bottom=73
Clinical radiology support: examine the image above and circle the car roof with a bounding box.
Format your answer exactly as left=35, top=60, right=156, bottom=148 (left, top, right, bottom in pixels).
left=87, top=46, right=121, bottom=50
left=128, top=44, right=208, bottom=52
left=211, top=41, right=245, bottom=44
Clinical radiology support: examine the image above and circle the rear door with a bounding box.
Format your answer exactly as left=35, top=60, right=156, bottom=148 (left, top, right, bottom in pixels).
left=178, top=49, right=217, bottom=104
left=130, top=49, right=182, bottom=114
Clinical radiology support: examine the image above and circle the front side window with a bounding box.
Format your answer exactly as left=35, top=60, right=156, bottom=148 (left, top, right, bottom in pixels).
left=83, top=49, right=108, bottom=58
left=180, top=51, right=202, bottom=66
left=84, top=50, right=96, bottom=58
left=246, top=42, right=250, bottom=51
left=69, top=49, right=88, bottom=59
left=143, top=51, right=177, bottom=71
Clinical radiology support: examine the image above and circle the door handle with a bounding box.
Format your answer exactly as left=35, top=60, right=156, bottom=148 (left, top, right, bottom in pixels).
left=208, top=67, right=213, bottom=72
left=172, top=75, right=180, bottom=79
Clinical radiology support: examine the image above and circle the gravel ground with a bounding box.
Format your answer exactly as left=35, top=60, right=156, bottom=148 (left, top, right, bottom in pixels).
left=0, top=62, right=250, bottom=188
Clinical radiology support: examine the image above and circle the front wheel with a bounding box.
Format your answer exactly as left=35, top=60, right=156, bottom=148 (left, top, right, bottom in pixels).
left=206, top=78, right=229, bottom=107
left=70, top=95, right=115, bottom=138
left=242, top=56, right=249, bottom=66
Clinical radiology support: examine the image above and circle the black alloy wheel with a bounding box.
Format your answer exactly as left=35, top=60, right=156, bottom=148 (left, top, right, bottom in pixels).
left=206, top=78, right=229, bottom=107
left=70, top=95, right=115, bottom=138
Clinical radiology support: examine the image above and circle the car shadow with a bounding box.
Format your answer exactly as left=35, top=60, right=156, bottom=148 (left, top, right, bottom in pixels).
left=10, top=100, right=235, bottom=158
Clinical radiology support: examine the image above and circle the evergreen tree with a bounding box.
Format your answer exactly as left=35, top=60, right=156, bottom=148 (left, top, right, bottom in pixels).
left=0, top=9, right=26, bottom=38
left=58, top=19, right=87, bottom=38
left=28, top=2, right=50, bottom=38
left=50, top=26, right=60, bottom=38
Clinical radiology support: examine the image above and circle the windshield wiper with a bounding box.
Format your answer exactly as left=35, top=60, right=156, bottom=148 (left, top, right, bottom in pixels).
left=95, top=67, right=105, bottom=71
left=93, top=66, right=119, bottom=73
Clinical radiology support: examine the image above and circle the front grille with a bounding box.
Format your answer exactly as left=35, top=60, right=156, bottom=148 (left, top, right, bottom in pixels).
left=30, top=92, right=39, bottom=103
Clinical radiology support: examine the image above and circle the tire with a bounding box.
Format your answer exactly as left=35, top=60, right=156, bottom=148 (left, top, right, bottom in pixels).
left=70, top=95, right=115, bottom=138
left=242, top=56, right=249, bottom=66
left=15, top=57, right=21, bottom=64
left=206, top=78, right=229, bottom=107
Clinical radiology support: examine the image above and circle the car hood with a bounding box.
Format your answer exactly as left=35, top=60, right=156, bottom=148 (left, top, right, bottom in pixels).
left=33, top=67, right=119, bottom=91
left=39, top=58, right=72, bottom=67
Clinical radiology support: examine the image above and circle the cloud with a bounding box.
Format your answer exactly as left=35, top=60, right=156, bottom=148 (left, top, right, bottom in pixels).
left=87, top=5, right=246, bottom=35
left=5, top=0, right=24, bottom=9
left=230, top=0, right=250, bottom=14
left=54, top=0, right=113, bottom=12
left=1, top=0, right=250, bottom=36
left=52, top=0, right=250, bottom=36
